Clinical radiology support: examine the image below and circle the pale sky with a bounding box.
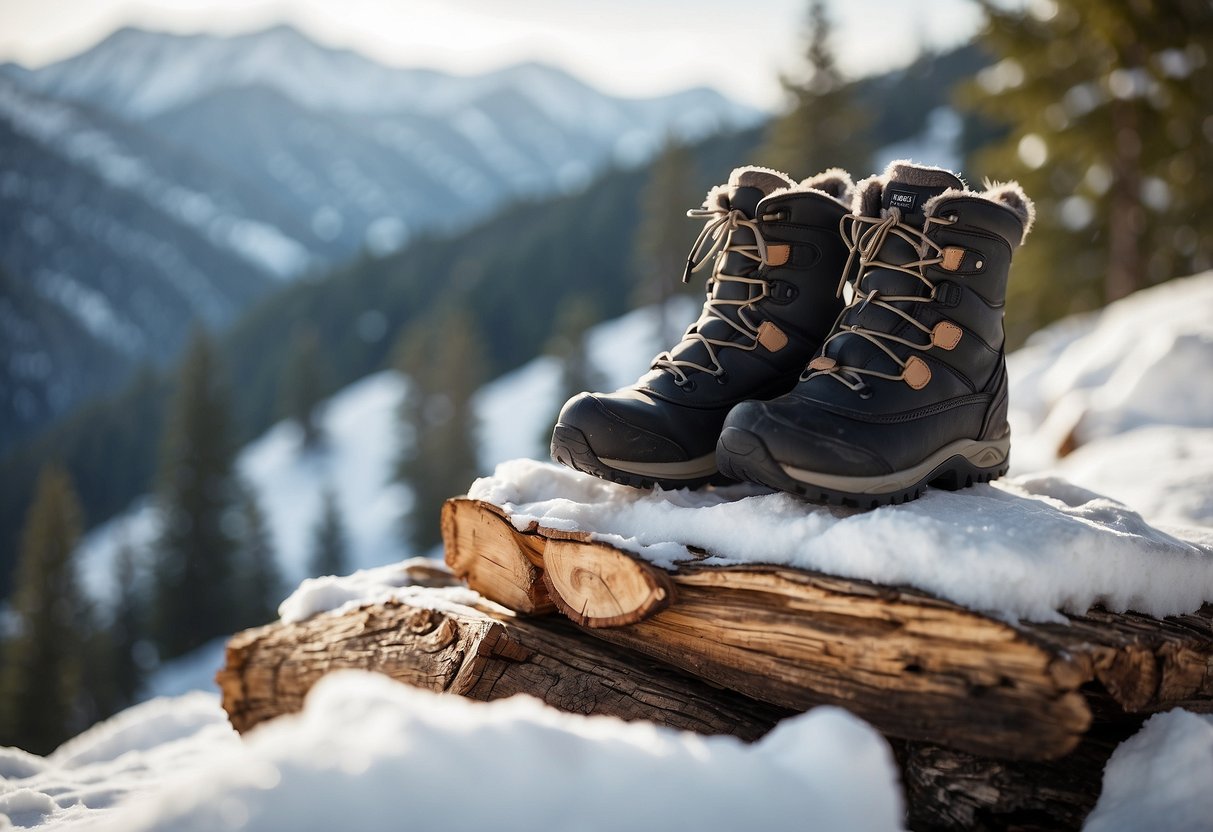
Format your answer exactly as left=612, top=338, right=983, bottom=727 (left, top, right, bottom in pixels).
left=0, top=0, right=985, bottom=109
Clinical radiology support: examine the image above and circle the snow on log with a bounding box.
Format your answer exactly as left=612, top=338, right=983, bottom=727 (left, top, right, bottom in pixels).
left=442, top=496, right=1213, bottom=761
left=216, top=592, right=789, bottom=739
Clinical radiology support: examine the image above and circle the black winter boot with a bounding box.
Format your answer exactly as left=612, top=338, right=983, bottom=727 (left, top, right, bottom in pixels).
left=551, top=166, right=855, bottom=489
left=717, top=160, right=1034, bottom=507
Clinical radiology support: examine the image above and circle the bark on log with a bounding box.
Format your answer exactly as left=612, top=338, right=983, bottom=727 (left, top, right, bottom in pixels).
left=217, top=594, right=790, bottom=739
left=442, top=496, right=1213, bottom=761
left=894, top=723, right=1141, bottom=832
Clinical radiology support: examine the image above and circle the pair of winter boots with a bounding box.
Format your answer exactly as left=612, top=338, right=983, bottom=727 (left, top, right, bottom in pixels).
left=549, top=160, right=1034, bottom=508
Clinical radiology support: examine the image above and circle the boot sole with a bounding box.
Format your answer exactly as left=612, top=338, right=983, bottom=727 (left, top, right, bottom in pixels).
left=717, top=427, right=1010, bottom=509
left=551, top=423, right=721, bottom=490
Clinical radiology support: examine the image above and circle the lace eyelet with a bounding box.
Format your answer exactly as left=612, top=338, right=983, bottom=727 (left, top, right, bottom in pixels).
left=676, top=378, right=697, bottom=392
left=858, top=386, right=874, bottom=400
left=715, top=372, right=729, bottom=385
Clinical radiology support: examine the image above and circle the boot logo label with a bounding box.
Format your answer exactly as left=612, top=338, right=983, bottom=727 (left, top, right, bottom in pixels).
left=888, top=189, right=919, bottom=211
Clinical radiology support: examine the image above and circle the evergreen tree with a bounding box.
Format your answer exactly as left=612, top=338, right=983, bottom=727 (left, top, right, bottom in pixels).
left=966, top=0, right=1213, bottom=343
left=234, top=483, right=282, bottom=626
left=760, top=0, right=872, bottom=177
left=631, top=136, right=700, bottom=345
left=151, top=329, right=241, bottom=660
left=308, top=487, right=349, bottom=578
left=109, top=539, right=147, bottom=707
left=0, top=465, right=87, bottom=754
left=279, top=326, right=332, bottom=449
left=395, top=308, right=486, bottom=552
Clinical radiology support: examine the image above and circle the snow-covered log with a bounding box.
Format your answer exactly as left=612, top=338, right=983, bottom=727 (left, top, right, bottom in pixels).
left=442, top=496, right=1213, bottom=761
left=216, top=593, right=789, bottom=738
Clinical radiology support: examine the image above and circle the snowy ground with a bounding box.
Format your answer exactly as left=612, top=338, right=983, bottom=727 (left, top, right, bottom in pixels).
left=16, top=273, right=1213, bottom=831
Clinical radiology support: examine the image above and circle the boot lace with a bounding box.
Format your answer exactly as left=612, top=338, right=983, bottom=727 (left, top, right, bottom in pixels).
left=650, top=205, right=783, bottom=386
left=804, top=207, right=958, bottom=392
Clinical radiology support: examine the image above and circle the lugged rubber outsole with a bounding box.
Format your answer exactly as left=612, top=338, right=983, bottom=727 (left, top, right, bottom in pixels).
left=716, top=426, right=1010, bottom=509
left=550, top=423, right=723, bottom=491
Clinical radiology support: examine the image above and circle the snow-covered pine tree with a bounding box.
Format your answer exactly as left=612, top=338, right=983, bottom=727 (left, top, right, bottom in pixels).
left=308, top=487, right=349, bottom=578
left=966, top=0, right=1213, bottom=343
left=151, top=329, right=242, bottom=659
left=760, top=0, right=871, bottom=178
left=0, top=465, right=88, bottom=753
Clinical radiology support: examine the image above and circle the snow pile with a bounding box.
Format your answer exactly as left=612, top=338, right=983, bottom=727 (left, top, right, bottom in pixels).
left=1009, top=271, right=1213, bottom=469
left=1083, top=710, right=1213, bottom=832
left=470, top=459, right=1213, bottom=623
left=277, top=559, right=496, bottom=624
left=1006, top=271, right=1213, bottom=534
left=0, top=673, right=903, bottom=832
left=0, top=693, right=236, bottom=829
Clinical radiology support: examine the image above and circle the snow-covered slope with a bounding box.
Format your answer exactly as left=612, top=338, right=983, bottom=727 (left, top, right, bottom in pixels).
left=0, top=76, right=323, bottom=450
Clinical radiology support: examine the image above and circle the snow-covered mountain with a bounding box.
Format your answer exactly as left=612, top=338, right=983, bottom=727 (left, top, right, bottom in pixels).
left=0, top=25, right=760, bottom=450
left=0, top=76, right=321, bottom=449
left=24, top=25, right=757, bottom=132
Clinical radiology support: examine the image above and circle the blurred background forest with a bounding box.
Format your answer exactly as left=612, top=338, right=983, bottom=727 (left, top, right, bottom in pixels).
left=1, top=0, right=1211, bottom=753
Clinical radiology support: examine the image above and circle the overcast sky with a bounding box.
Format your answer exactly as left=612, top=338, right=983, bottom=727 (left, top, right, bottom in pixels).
left=0, top=0, right=985, bottom=109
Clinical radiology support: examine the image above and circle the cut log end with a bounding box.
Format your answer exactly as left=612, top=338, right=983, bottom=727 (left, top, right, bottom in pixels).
left=441, top=498, right=554, bottom=615
left=542, top=538, right=674, bottom=628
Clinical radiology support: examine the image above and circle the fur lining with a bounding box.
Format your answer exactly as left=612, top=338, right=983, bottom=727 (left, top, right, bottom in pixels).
left=920, top=181, right=1036, bottom=244
left=799, top=168, right=854, bottom=203
left=982, top=180, right=1036, bottom=242
left=701, top=165, right=795, bottom=210
left=850, top=160, right=1035, bottom=244
left=852, top=174, right=885, bottom=216
left=883, top=158, right=966, bottom=190
left=764, top=168, right=856, bottom=207
left=729, top=165, right=795, bottom=190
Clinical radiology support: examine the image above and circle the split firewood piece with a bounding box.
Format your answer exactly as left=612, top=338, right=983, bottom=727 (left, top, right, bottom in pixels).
left=542, top=537, right=675, bottom=628
left=441, top=498, right=553, bottom=615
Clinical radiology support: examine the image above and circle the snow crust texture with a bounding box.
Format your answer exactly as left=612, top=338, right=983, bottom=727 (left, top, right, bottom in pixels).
left=1082, top=709, right=1213, bottom=832
left=0, top=673, right=904, bottom=832
left=470, top=459, right=1213, bottom=623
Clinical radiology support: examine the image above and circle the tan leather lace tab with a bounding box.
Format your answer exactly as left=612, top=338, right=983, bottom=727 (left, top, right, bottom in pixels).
left=940, top=247, right=965, bottom=271
left=808, top=355, right=836, bottom=371
left=903, top=355, right=932, bottom=389
left=765, top=244, right=790, bottom=267
left=931, top=321, right=963, bottom=350
left=757, top=321, right=788, bottom=352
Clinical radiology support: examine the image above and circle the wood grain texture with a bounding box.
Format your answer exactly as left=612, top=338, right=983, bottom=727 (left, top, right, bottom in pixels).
left=217, top=595, right=790, bottom=739
left=441, top=496, right=1213, bottom=761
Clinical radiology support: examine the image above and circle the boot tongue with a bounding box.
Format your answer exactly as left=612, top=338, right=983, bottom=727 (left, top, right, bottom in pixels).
left=881, top=163, right=963, bottom=226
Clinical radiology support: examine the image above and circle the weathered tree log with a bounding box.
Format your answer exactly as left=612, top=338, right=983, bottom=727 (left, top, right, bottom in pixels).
left=442, top=496, right=1213, bottom=761
left=217, top=593, right=790, bottom=739
left=894, top=723, right=1140, bottom=832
